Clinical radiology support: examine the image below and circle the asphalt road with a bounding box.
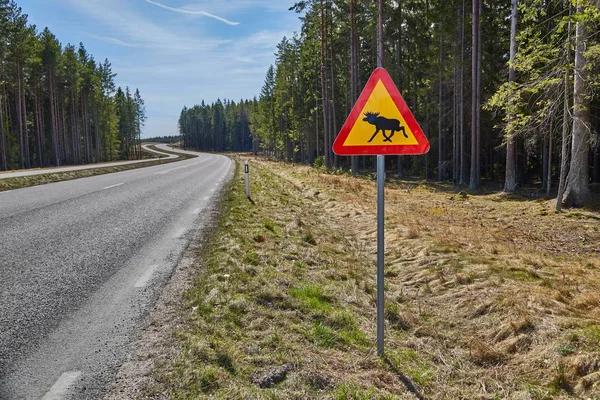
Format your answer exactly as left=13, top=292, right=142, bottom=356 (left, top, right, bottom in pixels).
left=0, top=145, right=232, bottom=399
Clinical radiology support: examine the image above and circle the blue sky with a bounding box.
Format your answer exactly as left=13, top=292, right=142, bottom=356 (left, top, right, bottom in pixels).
left=18, top=0, right=302, bottom=138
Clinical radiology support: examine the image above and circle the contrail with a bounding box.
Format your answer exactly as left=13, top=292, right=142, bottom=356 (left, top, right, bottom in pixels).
left=144, top=0, right=240, bottom=26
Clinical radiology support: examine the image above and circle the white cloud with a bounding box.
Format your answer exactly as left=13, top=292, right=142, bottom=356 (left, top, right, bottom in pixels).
left=143, top=0, right=240, bottom=26
left=59, top=0, right=225, bottom=52
left=183, top=0, right=294, bottom=14
left=89, top=34, right=136, bottom=48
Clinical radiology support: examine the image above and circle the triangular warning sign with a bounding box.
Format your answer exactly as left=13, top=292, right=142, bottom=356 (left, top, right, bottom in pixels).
left=333, top=68, right=430, bottom=156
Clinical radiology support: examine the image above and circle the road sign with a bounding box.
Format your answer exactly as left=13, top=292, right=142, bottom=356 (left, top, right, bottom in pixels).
left=333, top=68, right=429, bottom=156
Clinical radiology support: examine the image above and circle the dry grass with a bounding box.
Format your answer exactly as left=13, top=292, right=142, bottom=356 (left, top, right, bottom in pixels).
left=152, top=156, right=600, bottom=399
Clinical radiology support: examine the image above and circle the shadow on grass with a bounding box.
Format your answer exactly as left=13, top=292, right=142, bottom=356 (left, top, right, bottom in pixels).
left=387, top=178, right=600, bottom=212
left=383, top=356, right=426, bottom=400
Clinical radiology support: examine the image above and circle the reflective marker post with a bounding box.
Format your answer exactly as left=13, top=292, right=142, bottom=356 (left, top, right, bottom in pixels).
left=244, top=161, right=250, bottom=198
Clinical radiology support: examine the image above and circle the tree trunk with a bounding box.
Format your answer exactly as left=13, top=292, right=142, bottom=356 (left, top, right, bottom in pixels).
left=556, top=2, right=571, bottom=211
left=504, top=0, right=518, bottom=192
left=95, top=102, right=101, bottom=161
left=438, top=23, right=444, bottom=182
left=0, top=76, right=7, bottom=170
left=35, top=88, right=44, bottom=167
left=350, top=0, right=358, bottom=176
left=16, top=66, right=25, bottom=168
left=330, top=38, right=338, bottom=169
left=546, top=120, right=553, bottom=198
left=459, top=0, right=466, bottom=185
left=469, top=0, right=480, bottom=189
left=320, top=0, right=329, bottom=169
left=48, top=68, right=59, bottom=166
left=593, top=146, right=600, bottom=183
left=563, top=0, right=591, bottom=207
left=476, top=0, right=482, bottom=184
left=542, top=136, right=548, bottom=190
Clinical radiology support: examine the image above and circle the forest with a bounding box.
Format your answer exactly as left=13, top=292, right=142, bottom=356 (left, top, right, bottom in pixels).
left=179, top=0, right=600, bottom=208
left=0, top=1, right=146, bottom=171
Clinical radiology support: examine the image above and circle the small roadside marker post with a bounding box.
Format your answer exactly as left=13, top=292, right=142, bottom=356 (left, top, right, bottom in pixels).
left=244, top=160, right=250, bottom=198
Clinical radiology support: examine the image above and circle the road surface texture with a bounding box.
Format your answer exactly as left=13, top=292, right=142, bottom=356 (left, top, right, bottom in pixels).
left=0, top=144, right=177, bottom=180
left=0, top=146, right=232, bottom=399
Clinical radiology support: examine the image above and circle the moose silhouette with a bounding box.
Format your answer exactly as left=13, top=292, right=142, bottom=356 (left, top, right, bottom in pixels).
left=363, top=111, right=408, bottom=143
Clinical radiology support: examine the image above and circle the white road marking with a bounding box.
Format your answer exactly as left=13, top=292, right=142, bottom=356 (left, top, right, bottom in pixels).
left=174, top=228, right=187, bottom=238
left=192, top=208, right=201, bottom=215
left=156, top=165, right=189, bottom=175
left=134, top=265, right=159, bottom=288
left=0, top=190, right=13, bottom=194
left=42, top=371, right=81, bottom=400
left=102, top=183, right=124, bottom=190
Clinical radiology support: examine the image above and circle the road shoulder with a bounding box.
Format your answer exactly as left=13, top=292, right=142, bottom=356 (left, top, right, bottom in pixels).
left=103, top=157, right=235, bottom=400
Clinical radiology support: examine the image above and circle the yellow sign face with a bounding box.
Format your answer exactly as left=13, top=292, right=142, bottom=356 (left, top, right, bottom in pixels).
left=343, top=80, right=418, bottom=146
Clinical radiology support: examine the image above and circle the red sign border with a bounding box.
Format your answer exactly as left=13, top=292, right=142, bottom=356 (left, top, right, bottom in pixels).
left=332, top=68, right=430, bottom=156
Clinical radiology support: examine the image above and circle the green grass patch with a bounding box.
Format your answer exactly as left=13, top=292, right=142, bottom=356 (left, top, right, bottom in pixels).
left=289, top=284, right=332, bottom=313
left=263, top=218, right=276, bottom=232
left=386, top=349, right=435, bottom=387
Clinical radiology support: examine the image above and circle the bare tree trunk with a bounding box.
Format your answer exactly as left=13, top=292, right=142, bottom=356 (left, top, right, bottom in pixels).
left=593, top=146, right=600, bottom=183
left=35, top=88, right=44, bottom=167
left=504, top=0, right=518, bottom=192
left=438, top=23, right=444, bottom=182
left=320, top=0, right=329, bottom=169
left=542, top=136, right=548, bottom=189
left=20, top=71, right=31, bottom=169
left=476, top=0, right=482, bottom=184
left=546, top=119, right=553, bottom=198
left=563, top=0, right=591, bottom=207
left=453, top=4, right=460, bottom=185
left=48, top=68, right=59, bottom=166
left=459, top=0, right=466, bottom=185
left=315, top=93, right=319, bottom=162
left=0, top=77, right=7, bottom=170
left=95, top=102, right=101, bottom=161
left=469, top=0, right=480, bottom=189
left=350, top=0, right=358, bottom=176
left=396, top=7, right=404, bottom=179
left=330, top=39, right=338, bottom=168
left=16, top=67, right=25, bottom=168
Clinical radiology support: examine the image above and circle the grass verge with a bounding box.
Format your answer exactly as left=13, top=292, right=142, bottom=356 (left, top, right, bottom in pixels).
left=149, top=156, right=600, bottom=399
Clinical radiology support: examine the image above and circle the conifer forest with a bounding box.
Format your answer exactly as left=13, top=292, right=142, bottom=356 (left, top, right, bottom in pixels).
left=0, top=1, right=146, bottom=172
left=179, top=0, right=600, bottom=208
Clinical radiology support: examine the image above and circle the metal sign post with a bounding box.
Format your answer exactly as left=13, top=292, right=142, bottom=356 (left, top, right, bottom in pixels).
left=376, top=155, right=385, bottom=356
left=376, top=0, right=385, bottom=357
left=244, top=161, right=250, bottom=198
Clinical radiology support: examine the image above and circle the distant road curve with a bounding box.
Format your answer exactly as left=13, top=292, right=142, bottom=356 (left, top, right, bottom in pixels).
left=0, top=144, right=178, bottom=180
